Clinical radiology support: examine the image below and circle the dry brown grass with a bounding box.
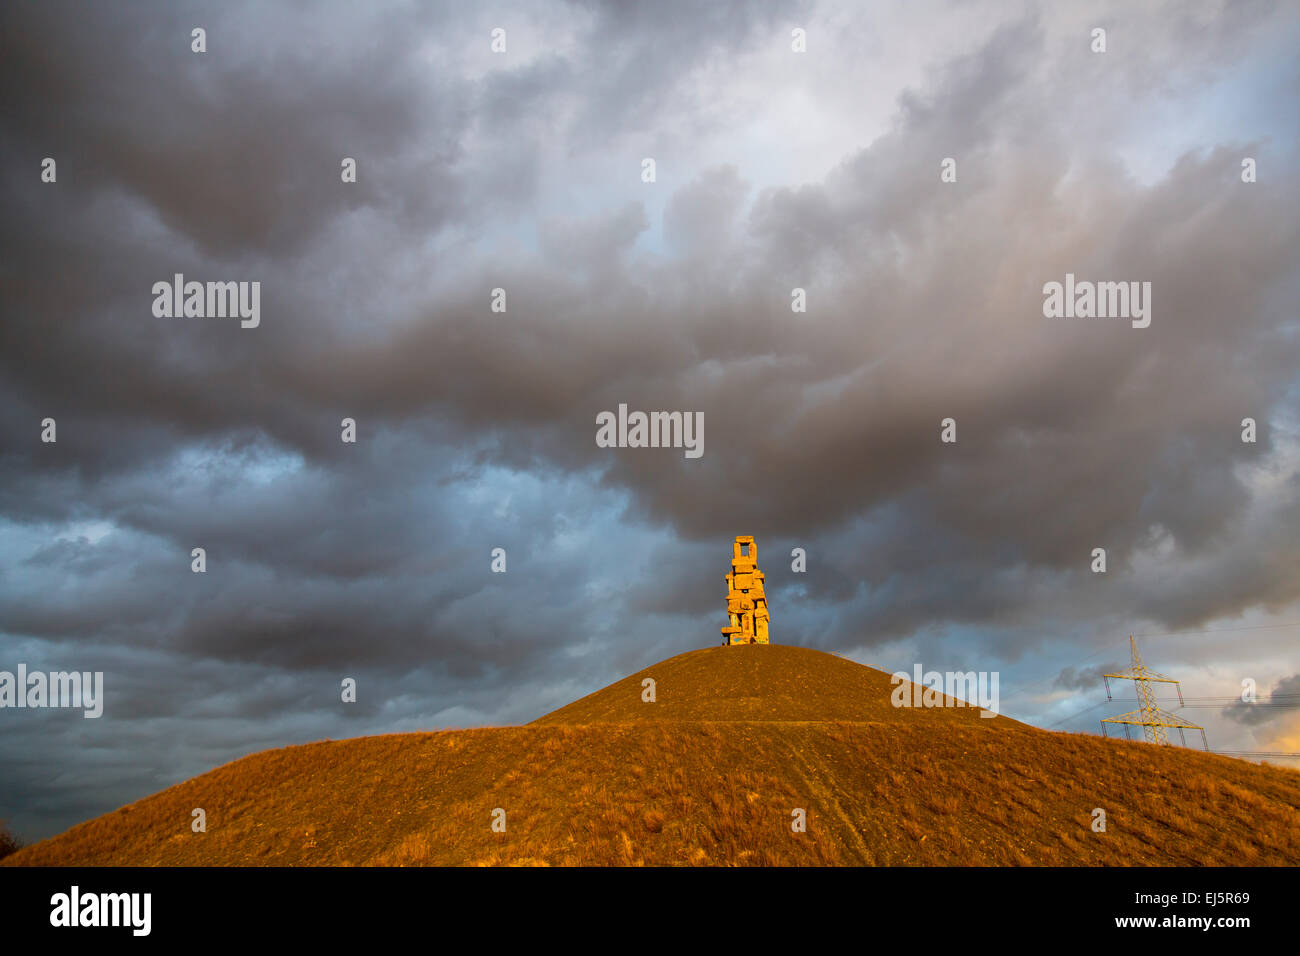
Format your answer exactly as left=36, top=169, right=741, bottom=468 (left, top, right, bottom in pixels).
left=6, top=645, right=1300, bottom=866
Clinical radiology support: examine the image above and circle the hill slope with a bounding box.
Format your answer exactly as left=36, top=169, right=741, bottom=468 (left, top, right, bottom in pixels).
left=533, top=643, right=1005, bottom=725
left=7, top=645, right=1300, bottom=866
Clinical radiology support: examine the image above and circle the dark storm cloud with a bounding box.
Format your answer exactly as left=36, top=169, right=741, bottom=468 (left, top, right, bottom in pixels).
left=1, top=0, right=1298, bottom=839
left=1223, top=673, right=1300, bottom=727
left=0, top=2, right=467, bottom=259
left=1055, top=664, right=1125, bottom=693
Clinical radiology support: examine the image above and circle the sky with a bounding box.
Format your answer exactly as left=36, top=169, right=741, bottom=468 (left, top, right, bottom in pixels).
left=2, top=0, right=1299, bottom=842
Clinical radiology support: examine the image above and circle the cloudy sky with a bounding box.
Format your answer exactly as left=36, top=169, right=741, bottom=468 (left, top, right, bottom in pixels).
left=2, top=0, right=1299, bottom=841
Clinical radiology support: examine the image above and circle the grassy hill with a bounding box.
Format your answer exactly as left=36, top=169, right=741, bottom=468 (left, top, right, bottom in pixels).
left=6, top=644, right=1300, bottom=866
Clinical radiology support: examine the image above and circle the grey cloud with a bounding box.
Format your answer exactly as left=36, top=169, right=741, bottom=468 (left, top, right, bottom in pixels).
left=1056, top=664, right=1124, bottom=693
left=1223, top=674, right=1300, bottom=727
left=2, top=0, right=1298, bottom=842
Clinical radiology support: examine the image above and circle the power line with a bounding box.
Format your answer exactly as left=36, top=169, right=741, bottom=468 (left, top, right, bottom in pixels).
left=1044, top=699, right=1109, bottom=729
left=1210, top=751, right=1300, bottom=758
left=1167, top=703, right=1299, bottom=709
left=1009, top=621, right=1300, bottom=702
left=1043, top=693, right=1300, bottom=731
left=1108, top=696, right=1300, bottom=701
left=1038, top=712, right=1300, bottom=758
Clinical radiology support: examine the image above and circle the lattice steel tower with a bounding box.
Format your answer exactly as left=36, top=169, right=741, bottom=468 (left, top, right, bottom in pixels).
left=1100, top=636, right=1207, bottom=749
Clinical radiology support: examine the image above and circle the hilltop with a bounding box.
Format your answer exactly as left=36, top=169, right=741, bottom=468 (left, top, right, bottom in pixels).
left=6, top=644, right=1300, bottom=866
left=533, top=643, right=999, bottom=725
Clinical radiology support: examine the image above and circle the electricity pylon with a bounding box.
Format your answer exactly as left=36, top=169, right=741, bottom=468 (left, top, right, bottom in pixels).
left=1100, top=636, right=1208, bottom=749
